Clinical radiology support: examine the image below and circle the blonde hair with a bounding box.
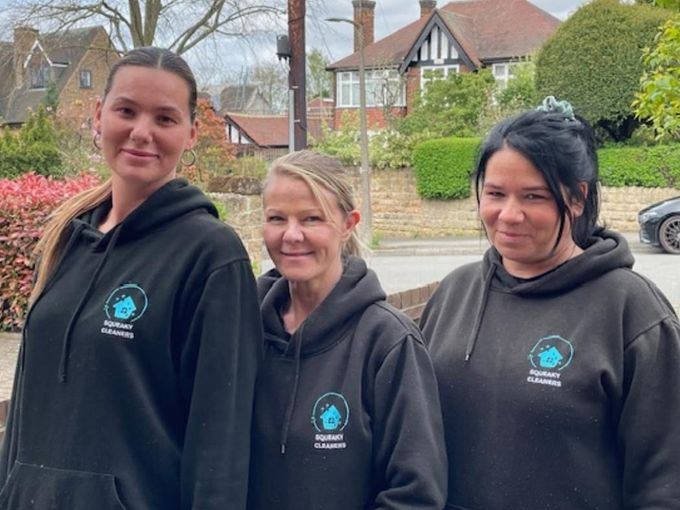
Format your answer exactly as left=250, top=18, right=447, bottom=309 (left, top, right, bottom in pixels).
left=265, top=150, right=362, bottom=258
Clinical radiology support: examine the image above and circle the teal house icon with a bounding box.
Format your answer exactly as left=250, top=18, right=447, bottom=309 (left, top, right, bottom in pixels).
left=320, top=405, right=342, bottom=431
left=538, top=346, right=563, bottom=369
left=113, top=296, right=137, bottom=320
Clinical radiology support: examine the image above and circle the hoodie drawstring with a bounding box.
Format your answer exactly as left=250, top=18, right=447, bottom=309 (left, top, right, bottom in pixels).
left=464, top=263, right=496, bottom=362
left=279, top=323, right=305, bottom=454
left=58, top=226, right=122, bottom=383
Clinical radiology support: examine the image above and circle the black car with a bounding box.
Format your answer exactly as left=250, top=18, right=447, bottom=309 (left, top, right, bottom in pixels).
left=638, top=196, right=680, bottom=254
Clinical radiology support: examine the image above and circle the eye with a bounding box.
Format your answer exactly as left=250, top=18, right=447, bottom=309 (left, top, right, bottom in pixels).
left=526, top=193, right=548, bottom=200
left=158, top=115, right=178, bottom=125
left=116, top=107, right=135, bottom=117
left=485, top=190, right=504, bottom=198
left=265, top=215, right=285, bottom=223
left=304, top=215, right=323, bottom=223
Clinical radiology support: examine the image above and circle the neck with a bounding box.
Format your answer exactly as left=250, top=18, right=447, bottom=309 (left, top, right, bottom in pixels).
left=99, top=177, right=169, bottom=233
left=283, top=263, right=343, bottom=333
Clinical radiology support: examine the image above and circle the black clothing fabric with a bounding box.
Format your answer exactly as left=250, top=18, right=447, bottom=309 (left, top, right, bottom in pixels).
left=0, top=179, right=263, bottom=509
left=248, top=256, right=447, bottom=509
left=421, top=230, right=680, bottom=509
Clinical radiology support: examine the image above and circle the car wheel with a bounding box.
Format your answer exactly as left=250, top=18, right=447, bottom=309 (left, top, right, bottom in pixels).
left=658, top=215, right=680, bottom=254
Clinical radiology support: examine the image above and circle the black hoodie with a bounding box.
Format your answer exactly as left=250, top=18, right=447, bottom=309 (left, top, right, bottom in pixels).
left=420, top=230, right=680, bottom=509
left=0, top=179, right=263, bottom=509
left=248, top=256, right=447, bottom=509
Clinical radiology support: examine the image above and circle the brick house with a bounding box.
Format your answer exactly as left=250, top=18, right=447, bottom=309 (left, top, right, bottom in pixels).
left=327, top=0, right=561, bottom=129
left=0, top=25, right=119, bottom=127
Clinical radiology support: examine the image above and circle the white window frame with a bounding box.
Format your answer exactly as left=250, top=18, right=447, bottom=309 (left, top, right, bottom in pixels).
left=492, top=63, right=517, bottom=88
left=420, top=65, right=459, bottom=92
left=336, top=70, right=406, bottom=108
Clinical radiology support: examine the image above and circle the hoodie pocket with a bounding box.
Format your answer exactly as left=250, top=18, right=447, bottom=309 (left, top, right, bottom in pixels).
left=0, top=461, right=127, bottom=510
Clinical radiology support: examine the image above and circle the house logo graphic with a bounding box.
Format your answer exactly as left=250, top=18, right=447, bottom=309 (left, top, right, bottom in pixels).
left=104, top=283, right=148, bottom=323
left=528, top=335, right=574, bottom=371
left=311, top=392, right=350, bottom=432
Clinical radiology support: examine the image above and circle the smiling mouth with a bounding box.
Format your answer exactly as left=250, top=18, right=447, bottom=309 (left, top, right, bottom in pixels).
left=282, top=252, right=312, bottom=257
left=122, top=148, right=157, bottom=158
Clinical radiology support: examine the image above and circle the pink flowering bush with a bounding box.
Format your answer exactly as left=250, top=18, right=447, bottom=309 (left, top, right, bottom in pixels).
left=0, top=172, right=101, bottom=331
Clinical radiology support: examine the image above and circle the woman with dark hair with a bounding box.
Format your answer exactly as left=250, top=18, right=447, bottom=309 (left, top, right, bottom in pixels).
left=420, top=97, right=680, bottom=509
left=248, top=150, right=447, bottom=510
left=0, top=47, right=262, bottom=509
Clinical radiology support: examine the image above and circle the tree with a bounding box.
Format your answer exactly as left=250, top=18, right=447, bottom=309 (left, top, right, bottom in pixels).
left=399, top=69, right=496, bottom=138
left=535, top=0, right=672, bottom=142
left=636, top=0, right=680, bottom=9
left=251, top=60, right=288, bottom=114
left=4, top=0, right=285, bottom=55
left=307, top=48, right=331, bottom=99
left=632, top=16, right=680, bottom=140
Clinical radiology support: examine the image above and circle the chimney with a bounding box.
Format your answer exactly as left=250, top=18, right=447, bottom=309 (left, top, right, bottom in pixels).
left=352, top=0, right=375, bottom=53
left=420, top=0, right=436, bottom=18
left=13, top=26, right=38, bottom=89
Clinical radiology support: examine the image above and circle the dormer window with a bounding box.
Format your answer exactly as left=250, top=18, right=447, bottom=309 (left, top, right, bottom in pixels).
left=29, top=64, right=50, bottom=89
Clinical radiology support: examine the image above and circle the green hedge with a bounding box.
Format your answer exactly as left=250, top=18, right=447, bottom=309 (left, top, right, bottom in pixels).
left=412, top=137, right=481, bottom=199
left=598, top=144, right=680, bottom=188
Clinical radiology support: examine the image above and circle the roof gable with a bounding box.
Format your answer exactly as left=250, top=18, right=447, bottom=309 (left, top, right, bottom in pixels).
left=328, top=0, right=560, bottom=72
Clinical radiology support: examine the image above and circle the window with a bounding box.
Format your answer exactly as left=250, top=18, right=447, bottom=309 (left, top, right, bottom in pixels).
left=29, top=65, right=50, bottom=89
left=420, top=65, right=459, bottom=91
left=80, top=69, right=92, bottom=89
left=336, top=70, right=406, bottom=108
left=492, top=63, right=517, bottom=88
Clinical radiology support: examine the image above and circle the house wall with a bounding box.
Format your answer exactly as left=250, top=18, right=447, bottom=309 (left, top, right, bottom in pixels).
left=334, top=106, right=407, bottom=130
left=57, top=29, right=119, bottom=129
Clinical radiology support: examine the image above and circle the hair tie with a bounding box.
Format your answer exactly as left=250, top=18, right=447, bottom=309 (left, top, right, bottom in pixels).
left=536, top=96, right=575, bottom=121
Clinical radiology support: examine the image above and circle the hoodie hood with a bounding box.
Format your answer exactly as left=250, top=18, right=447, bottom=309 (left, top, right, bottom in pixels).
left=54, top=178, right=217, bottom=382
left=259, top=255, right=386, bottom=357
left=464, top=229, right=634, bottom=361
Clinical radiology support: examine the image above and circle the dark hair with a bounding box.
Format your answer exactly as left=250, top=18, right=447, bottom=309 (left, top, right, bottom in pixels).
left=103, top=47, right=197, bottom=121
left=475, top=109, right=600, bottom=248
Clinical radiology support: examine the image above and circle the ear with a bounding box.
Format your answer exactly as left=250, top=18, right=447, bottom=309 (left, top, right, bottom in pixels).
left=570, top=182, right=588, bottom=218
left=186, top=118, right=199, bottom=150
left=93, top=97, right=103, bottom=135
left=341, top=209, right=361, bottom=241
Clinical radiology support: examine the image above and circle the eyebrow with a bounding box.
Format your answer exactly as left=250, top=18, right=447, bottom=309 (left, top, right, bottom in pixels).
left=110, top=96, right=183, bottom=115
left=483, top=182, right=550, bottom=192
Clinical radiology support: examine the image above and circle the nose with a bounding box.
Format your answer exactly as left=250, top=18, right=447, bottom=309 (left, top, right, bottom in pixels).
left=129, top=116, right=152, bottom=144
left=282, top=221, right=304, bottom=243
left=498, top=198, right=524, bottom=224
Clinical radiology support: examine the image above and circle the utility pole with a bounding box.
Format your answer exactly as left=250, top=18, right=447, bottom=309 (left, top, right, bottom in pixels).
left=288, top=0, right=307, bottom=150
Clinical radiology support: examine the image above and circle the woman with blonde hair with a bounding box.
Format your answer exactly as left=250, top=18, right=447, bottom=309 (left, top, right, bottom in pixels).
left=0, top=47, right=262, bottom=509
left=247, top=150, right=447, bottom=510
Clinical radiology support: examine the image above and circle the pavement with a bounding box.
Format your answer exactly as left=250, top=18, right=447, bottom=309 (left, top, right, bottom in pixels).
left=0, top=231, right=656, bottom=405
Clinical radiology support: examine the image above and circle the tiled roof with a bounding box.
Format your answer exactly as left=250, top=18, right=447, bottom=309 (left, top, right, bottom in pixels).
left=225, top=113, right=330, bottom=148
left=328, top=0, right=560, bottom=71
left=0, top=26, right=113, bottom=124
left=218, top=85, right=272, bottom=115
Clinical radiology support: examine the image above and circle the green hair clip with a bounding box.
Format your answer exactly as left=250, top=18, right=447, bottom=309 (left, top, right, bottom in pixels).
left=536, top=95, right=575, bottom=121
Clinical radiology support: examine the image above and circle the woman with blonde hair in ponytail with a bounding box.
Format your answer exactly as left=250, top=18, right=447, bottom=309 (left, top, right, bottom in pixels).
left=247, top=150, right=447, bottom=510
left=0, top=47, right=262, bottom=510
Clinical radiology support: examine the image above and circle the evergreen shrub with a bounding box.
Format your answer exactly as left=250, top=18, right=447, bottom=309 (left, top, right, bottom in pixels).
left=598, top=144, right=680, bottom=188
left=412, top=137, right=481, bottom=199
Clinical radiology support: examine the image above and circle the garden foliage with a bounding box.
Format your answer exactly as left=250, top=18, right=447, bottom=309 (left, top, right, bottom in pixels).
left=0, top=172, right=101, bottom=331
left=0, top=105, right=64, bottom=179
left=598, top=144, right=680, bottom=188
left=412, top=137, right=481, bottom=199
left=536, top=0, right=671, bottom=141
left=633, top=16, right=680, bottom=141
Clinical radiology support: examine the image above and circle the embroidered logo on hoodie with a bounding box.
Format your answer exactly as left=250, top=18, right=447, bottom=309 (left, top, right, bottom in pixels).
left=312, top=392, right=349, bottom=450
left=101, top=283, right=148, bottom=339
left=526, top=335, right=574, bottom=388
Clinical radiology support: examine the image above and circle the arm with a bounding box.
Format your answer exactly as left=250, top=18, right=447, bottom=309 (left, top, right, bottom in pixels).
left=620, top=317, right=680, bottom=508
left=179, top=260, right=263, bottom=510
left=372, top=333, right=447, bottom=510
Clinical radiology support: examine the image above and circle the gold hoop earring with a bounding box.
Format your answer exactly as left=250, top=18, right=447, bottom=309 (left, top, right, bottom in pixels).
left=93, top=132, right=102, bottom=150
left=181, top=149, right=197, bottom=166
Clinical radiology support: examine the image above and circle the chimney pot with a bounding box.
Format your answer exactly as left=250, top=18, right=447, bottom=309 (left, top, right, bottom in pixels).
left=420, top=0, right=437, bottom=18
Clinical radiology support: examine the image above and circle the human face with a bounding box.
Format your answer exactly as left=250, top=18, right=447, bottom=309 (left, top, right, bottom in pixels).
left=263, top=174, right=359, bottom=295
left=94, top=66, right=198, bottom=195
left=479, top=147, right=583, bottom=278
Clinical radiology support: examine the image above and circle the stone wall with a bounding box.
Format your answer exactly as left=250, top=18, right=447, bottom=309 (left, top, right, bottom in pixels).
left=206, top=168, right=678, bottom=263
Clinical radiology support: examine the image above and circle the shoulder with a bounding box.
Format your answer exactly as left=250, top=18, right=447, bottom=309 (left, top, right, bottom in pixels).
left=357, top=300, right=426, bottom=355
left=175, top=210, right=250, bottom=264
